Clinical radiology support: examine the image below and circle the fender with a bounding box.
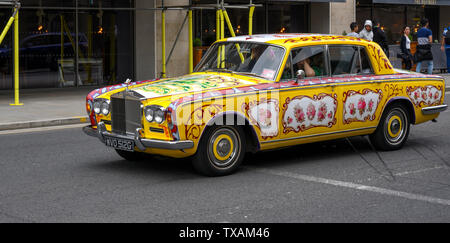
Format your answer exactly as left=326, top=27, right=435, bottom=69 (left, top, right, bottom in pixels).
left=199, top=111, right=261, bottom=151
left=380, top=97, right=416, bottom=124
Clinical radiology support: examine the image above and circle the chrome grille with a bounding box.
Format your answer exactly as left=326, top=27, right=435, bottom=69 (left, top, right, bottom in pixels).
left=111, top=91, right=143, bottom=135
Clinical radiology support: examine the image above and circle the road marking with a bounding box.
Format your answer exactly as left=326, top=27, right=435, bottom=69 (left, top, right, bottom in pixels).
left=252, top=168, right=450, bottom=207
left=0, top=123, right=86, bottom=135
left=394, top=166, right=446, bottom=176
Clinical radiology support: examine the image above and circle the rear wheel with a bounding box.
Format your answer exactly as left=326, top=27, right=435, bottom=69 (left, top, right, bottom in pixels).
left=369, top=104, right=410, bottom=151
left=192, top=126, right=246, bottom=176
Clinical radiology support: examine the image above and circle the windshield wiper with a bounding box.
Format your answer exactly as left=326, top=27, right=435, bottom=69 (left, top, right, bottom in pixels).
left=235, top=72, right=266, bottom=79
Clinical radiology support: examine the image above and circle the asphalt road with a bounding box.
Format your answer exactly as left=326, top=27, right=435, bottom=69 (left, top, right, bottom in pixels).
left=1, top=99, right=450, bottom=223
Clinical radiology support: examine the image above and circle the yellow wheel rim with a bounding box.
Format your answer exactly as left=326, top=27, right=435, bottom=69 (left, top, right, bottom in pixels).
left=212, top=134, right=234, bottom=161
left=387, top=115, right=402, bottom=138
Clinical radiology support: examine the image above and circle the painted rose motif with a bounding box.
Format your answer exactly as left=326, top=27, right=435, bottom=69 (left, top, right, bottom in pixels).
left=368, top=99, right=374, bottom=112
left=358, top=98, right=366, bottom=115
left=349, top=103, right=356, bottom=115
left=414, top=91, right=420, bottom=99
left=307, top=103, right=316, bottom=120
left=328, top=112, right=333, bottom=119
left=294, top=105, right=305, bottom=123
left=435, top=92, right=439, bottom=99
left=258, top=108, right=272, bottom=127
left=422, top=92, right=427, bottom=100
left=317, top=103, right=327, bottom=122
left=429, top=92, right=433, bottom=99
left=287, top=117, right=293, bottom=124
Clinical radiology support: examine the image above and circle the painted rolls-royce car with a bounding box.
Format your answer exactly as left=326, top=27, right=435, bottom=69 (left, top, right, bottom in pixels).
left=83, top=34, right=447, bottom=176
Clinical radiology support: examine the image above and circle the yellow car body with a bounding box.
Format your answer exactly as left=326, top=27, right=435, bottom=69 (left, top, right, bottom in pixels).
left=84, top=34, right=447, bottom=175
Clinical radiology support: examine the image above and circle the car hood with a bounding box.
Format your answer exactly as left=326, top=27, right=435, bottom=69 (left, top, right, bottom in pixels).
left=129, top=73, right=266, bottom=99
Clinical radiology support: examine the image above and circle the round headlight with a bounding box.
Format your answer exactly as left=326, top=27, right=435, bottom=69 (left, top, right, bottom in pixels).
left=93, top=101, right=101, bottom=114
left=155, top=109, right=165, bottom=124
left=101, top=101, right=110, bottom=115
left=145, top=107, right=154, bottom=122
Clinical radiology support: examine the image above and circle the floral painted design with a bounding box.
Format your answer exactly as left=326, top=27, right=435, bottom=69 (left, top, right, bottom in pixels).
left=282, top=93, right=337, bottom=133
left=307, top=103, right=316, bottom=121
left=294, top=105, right=305, bottom=123
left=343, top=89, right=383, bottom=124
left=406, top=85, right=443, bottom=108
left=317, top=103, right=327, bottom=122
left=243, top=99, right=279, bottom=139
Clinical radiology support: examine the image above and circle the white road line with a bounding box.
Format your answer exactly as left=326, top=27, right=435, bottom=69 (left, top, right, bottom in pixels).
left=0, top=123, right=86, bottom=135
left=394, top=166, right=446, bottom=176
left=252, top=168, right=450, bottom=207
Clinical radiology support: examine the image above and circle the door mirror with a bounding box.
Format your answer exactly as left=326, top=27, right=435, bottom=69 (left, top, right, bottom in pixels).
left=296, top=69, right=306, bottom=81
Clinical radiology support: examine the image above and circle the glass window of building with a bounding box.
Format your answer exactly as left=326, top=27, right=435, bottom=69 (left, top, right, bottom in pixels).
left=0, top=0, right=135, bottom=90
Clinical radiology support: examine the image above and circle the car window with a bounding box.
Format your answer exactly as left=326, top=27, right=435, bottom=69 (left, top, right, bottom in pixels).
left=358, top=47, right=374, bottom=74
left=280, top=53, right=293, bottom=81
left=329, top=46, right=359, bottom=76
left=291, top=45, right=327, bottom=78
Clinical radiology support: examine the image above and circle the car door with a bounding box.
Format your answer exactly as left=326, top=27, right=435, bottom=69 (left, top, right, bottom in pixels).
left=330, top=45, right=384, bottom=133
left=277, top=45, right=339, bottom=145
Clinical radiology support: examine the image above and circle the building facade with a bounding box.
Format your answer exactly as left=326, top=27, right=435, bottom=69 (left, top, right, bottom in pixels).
left=0, top=0, right=448, bottom=90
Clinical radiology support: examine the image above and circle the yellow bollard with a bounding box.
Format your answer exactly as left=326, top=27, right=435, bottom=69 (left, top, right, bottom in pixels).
left=188, top=10, right=193, bottom=74
left=10, top=11, right=23, bottom=106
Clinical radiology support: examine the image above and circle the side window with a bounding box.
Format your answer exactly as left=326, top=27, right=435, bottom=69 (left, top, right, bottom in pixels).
left=280, top=54, right=293, bottom=81
left=291, top=45, right=327, bottom=78
left=358, top=47, right=374, bottom=74
left=328, top=46, right=359, bottom=76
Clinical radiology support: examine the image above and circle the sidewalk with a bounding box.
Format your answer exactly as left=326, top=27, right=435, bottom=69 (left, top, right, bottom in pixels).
left=0, top=86, right=96, bottom=131
left=0, top=74, right=449, bottom=131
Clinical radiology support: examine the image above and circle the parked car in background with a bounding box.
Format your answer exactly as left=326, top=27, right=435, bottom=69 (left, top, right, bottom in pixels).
left=0, top=32, right=88, bottom=73
left=83, top=34, right=447, bottom=176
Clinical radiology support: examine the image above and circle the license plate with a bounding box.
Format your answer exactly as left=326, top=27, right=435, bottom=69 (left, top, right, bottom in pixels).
left=104, top=136, right=135, bottom=152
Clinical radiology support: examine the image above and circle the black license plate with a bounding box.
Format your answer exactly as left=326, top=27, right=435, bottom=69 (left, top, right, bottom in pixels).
left=104, top=136, right=135, bottom=152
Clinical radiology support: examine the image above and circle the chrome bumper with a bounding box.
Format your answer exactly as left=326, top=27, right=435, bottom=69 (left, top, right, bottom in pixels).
left=83, top=122, right=194, bottom=151
left=422, top=104, right=448, bottom=115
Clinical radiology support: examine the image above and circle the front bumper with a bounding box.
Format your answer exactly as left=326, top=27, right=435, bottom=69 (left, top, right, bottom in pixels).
left=422, top=104, right=448, bottom=115
left=83, top=122, right=194, bottom=151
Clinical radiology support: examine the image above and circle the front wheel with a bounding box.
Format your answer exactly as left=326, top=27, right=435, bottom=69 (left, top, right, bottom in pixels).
left=192, top=126, right=246, bottom=176
left=369, top=104, right=410, bottom=151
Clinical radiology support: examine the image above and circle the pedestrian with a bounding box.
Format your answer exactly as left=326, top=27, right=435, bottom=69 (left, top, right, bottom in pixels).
left=399, top=26, right=413, bottom=70
left=415, top=18, right=434, bottom=74
left=373, top=20, right=389, bottom=57
left=441, top=20, right=450, bottom=73
left=359, top=20, right=373, bottom=41
left=347, top=22, right=359, bottom=38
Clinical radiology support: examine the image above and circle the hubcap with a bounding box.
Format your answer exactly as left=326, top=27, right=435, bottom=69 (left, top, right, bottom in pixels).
left=208, top=127, right=240, bottom=168
left=384, top=109, right=407, bottom=145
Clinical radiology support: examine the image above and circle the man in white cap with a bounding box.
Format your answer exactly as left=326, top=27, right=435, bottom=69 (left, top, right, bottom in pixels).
left=359, top=20, right=373, bottom=41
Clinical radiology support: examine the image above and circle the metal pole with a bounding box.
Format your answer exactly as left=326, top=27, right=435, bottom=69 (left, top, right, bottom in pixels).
left=188, top=9, right=193, bottom=73
left=161, top=9, right=166, bottom=78
left=10, top=9, right=22, bottom=106
left=223, top=9, right=244, bottom=63
left=249, top=2, right=255, bottom=36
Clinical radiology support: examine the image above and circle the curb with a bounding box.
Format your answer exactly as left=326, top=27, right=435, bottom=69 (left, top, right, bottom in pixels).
left=0, top=116, right=89, bottom=131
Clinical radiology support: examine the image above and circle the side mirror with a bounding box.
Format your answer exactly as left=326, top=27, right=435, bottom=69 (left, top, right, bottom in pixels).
left=296, top=69, right=306, bottom=82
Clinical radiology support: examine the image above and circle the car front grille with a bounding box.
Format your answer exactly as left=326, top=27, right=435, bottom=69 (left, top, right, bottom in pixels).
left=111, top=91, right=143, bottom=135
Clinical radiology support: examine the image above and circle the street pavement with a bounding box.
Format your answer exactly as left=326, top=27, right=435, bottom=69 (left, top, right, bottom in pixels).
left=0, top=99, right=449, bottom=223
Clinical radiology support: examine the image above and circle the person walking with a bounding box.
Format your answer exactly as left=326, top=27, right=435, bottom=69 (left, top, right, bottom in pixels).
left=415, top=18, right=434, bottom=74
left=359, top=20, right=373, bottom=41
left=373, top=20, right=389, bottom=56
left=441, top=20, right=450, bottom=73
left=399, top=26, right=413, bottom=70
left=347, top=22, right=359, bottom=38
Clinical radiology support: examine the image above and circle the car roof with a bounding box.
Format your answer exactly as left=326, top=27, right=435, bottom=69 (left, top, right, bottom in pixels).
left=223, top=33, right=371, bottom=48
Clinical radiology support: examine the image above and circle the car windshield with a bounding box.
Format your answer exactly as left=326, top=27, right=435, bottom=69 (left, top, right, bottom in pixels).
left=196, top=42, right=285, bottom=81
